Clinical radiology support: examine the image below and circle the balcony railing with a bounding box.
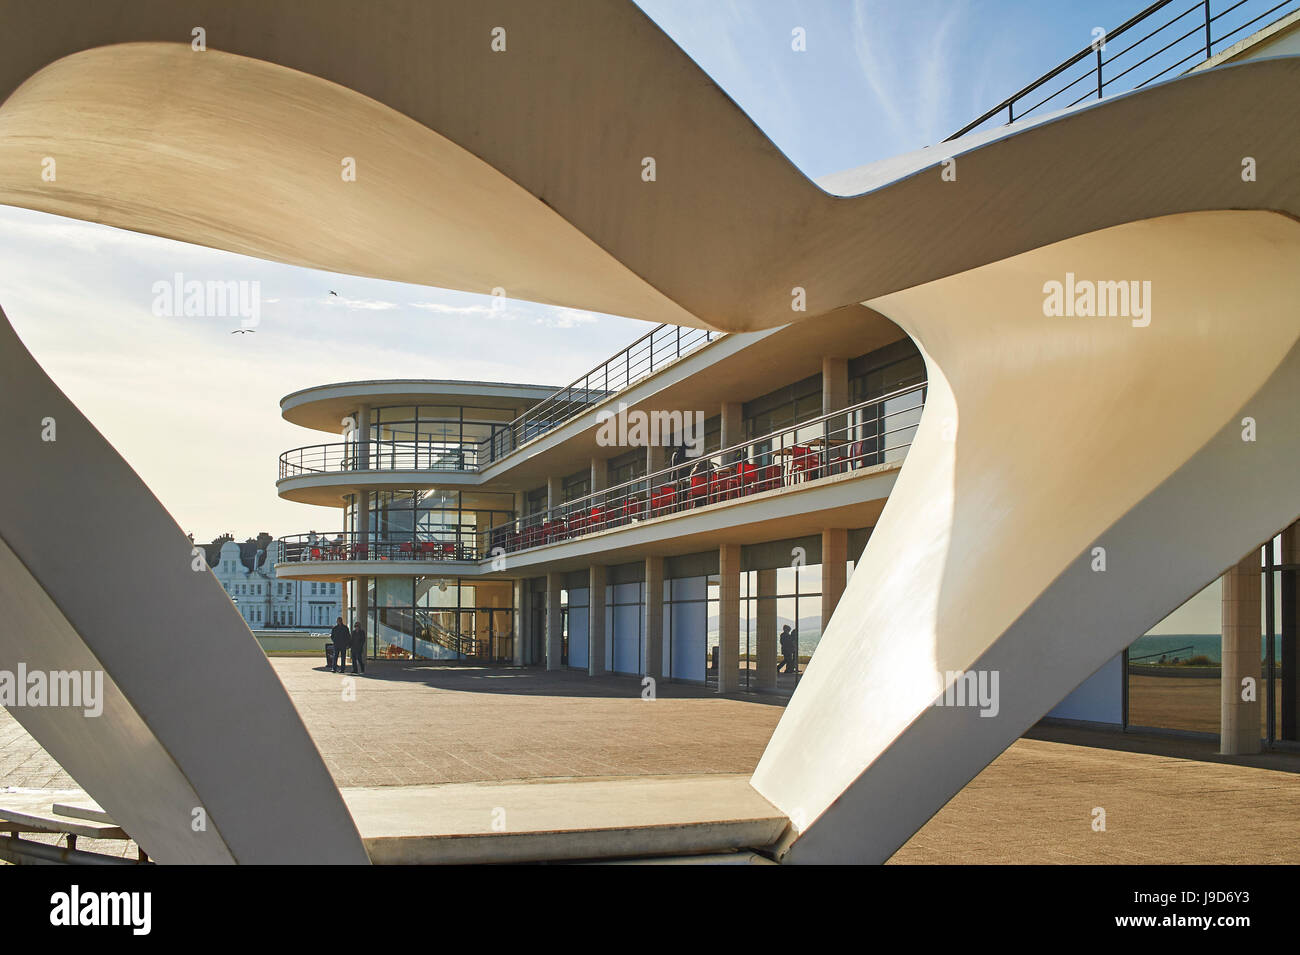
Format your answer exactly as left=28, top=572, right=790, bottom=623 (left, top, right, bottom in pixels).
left=947, top=0, right=1299, bottom=140
left=276, top=382, right=926, bottom=566
left=497, top=382, right=926, bottom=556
left=278, top=531, right=486, bottom=564
left=279, top=439, right=486, bottom=480
left=279, top=324, right=724, bottom=481
left=497, top=323, right=722, bottom=455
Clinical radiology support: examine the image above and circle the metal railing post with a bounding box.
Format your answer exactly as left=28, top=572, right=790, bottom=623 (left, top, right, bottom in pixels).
left=1096, top=45, right=1104, bottom=99
left=1204, top=0, right=1213, bottom=56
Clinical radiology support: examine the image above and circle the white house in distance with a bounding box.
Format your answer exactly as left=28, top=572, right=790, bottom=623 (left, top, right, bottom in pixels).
left=210, top=539, right=341, bottom=628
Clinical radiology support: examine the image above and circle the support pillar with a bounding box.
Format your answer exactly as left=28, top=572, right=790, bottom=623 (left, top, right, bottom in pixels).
left=645, top=556, right=664, bottom=681
left=1282, top=522, right=1299, bottom=741
left=591, top=457, right=607, bottom=494
left=721, top=401, right=743, bottom=460
left=1221, top=550, right=1263, bottom=754
left=512, top=579, right=525, bottom=665
left=718, top=543, right=741, bottom=693
left=546, top=572, right=563, bottom=670
left=588, top=564, right=607, bottom=676
left=756, top=568, right=778, bottom=690
left=822, top=527, right=848, bottom=628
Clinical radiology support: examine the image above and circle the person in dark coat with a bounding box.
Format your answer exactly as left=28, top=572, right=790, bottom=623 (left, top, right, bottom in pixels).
left=329, top=616, right=350, bottom=673
left=778, top=625, right=793, bottom=674
left=350, top=619, right=367, bottom=674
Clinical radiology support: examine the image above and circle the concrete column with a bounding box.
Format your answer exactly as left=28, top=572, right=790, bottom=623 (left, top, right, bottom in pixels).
left=720, top=401, right=743, bottom=460
left=646, top=444, right=667, bottom=475
left=512, top=579, right=525, bottom=665
left=1221, top=550, right=1263, bottom=754
left=357, top=490, right=370, bottom=557
left=546, top=475, right=560, bottom=512
left=546, top=572, right=563, bottom=670
left=588, top=564, right=607, bottom=676
left=718, top=543, right=741, bottom=693
left=645, top=556, right=665, bottom=681
left=822, top=527, right=848, bottom=627
left=591, top=457, right=607, bottom=493
left=756, top=568, right=778, bottom=690
left=355, top=404, right=370, bottom=469
left=1282, top=522, right=1299, bottom=741
left=355, top=576, right=369, bottom=649
left=822, top=357, right=849, bottom=413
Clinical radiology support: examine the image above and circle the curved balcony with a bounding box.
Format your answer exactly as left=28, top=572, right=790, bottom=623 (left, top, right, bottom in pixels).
left=277, top=532, right=485, bottom=565
left=276, top=383, right=926, bottom=569
left=278, top=439, right=486, bottom=480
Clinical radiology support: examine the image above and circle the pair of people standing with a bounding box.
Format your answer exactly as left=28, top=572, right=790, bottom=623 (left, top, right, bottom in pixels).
left=329, top=616, right=367, bottom=674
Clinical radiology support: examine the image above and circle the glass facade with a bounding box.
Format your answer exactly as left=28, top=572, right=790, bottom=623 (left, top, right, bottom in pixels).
left=343, top=489, right=515, bottom=560
left=350, top=577, right=515, bottom=663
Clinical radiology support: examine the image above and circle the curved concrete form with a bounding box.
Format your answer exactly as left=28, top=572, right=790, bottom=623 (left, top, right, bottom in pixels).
left=0, top=3, right=1296, bottom=330
left=0, top=1, right=1297, bottom=864
left=753, top=210, right=1300, bottom=862
left=0, top=309, right=369, bottom=864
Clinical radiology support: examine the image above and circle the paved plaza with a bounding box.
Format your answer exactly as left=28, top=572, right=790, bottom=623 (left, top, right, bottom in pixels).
left=2, top=658, right=1297, bottom=862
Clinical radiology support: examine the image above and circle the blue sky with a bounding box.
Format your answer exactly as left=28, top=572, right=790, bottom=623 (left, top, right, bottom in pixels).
left=0, top=0, right=1229, bottom=542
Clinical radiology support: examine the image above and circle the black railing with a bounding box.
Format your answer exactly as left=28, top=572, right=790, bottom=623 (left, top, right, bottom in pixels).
left=496, top=383, right=926, bottom=556
left=948, top=0, right=1299, bottom=140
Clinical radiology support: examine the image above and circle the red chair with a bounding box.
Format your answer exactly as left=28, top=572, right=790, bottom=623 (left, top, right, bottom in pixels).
left=736, top=461, right=758, bottom=495
left=310, top=547, right=322, bottom=560
left=349, top=545, right=368, bottom=560
left=399, top=542, right=413, bottom=558
left=758, top=464, right=783, bottom=492
left=420, top=541, right=439, bottom=557
left=589, top=505, right=606, bottom=530
left=688, top=472, right=708, bottom=505
left=790, top=445, right=819, bottom=481
left=622, top=497, right=643, bottom=522
left=440, top=542, right=455, bottom=559
left=650, top=485, right=676, bottom=515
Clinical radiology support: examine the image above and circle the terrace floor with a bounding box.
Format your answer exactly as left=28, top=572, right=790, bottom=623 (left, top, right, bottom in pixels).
left=2, top=658, right=1297, bottom=862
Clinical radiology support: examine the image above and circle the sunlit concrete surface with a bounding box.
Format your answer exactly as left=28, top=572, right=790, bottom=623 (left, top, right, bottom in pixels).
left=5, top=663, right=1298, bottom=864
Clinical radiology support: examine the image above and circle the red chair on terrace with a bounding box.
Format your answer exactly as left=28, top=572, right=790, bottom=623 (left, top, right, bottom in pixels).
left=399, top=542, right=413, bottom=558
left=420, top=541, right=439, bottom=557
left=568, top=511, right=587, bottom=536
left=758, top=464, right=783, bottom=492
left=440, top=542, right=456, bottom=559
left=650, top=485, right=676, bottom=515
left=735, top=461, right=758, bottom=495
left=349, top=544, right=368, bottom=561
left=310, top=547, right=322, bottom=560
left=790, top=445, right=818, bottom=482
left=622, top=497, right=644, bottom=522
left=688, top=472, right=708, bottom=506
left=589, top=505, right=607, bottom=530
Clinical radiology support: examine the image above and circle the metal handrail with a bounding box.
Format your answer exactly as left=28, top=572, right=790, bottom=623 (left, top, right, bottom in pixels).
left=947, top=0, right=1298, bottom=140
left=498, top=382, right=927, bottom=556
left=486, top=323, right=722, bottom=459
left=275, top=381, right=927, bottom=563
left=279, top=323, right=724, bottom=479
left=279, top=438, right=483, bottom=479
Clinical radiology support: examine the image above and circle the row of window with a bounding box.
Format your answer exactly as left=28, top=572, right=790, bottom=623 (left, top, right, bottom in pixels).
left=224, top=581, right=338, bottom=596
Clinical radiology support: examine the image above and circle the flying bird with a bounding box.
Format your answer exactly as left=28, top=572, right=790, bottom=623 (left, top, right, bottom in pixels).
left=231, top=328, right=255, bottom=334
left=329, top=290, right=338, bottom=296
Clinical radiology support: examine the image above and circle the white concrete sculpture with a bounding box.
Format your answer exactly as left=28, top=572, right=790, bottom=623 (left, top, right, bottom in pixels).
left=0, top=0, right=1296, bottom=863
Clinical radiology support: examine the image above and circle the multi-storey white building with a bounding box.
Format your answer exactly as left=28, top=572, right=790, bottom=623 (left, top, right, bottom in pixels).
left=211, top=539, right=342, bottom=629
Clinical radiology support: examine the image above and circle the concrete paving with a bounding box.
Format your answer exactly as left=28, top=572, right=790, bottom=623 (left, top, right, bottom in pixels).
left=2, top=658, right=1297, bottom=863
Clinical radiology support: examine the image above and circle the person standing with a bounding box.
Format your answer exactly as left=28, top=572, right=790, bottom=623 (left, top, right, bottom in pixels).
left=350, top=618, right=367, bottom=674
left=329, top=616, right=349, bottom=673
